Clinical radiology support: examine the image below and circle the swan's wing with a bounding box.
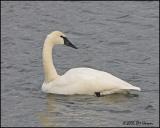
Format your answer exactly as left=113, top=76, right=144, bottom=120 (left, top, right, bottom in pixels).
left=63, top=68, right=141, bottom=93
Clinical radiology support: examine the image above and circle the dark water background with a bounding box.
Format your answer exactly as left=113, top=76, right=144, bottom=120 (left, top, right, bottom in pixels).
left=1, top=1, right=159, bottom=127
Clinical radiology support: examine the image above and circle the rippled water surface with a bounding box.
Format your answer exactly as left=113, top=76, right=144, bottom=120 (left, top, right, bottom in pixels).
left=1, top=1, right=159, bottom=127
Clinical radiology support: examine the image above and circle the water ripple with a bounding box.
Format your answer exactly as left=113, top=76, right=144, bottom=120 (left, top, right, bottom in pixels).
left=108, top=41, right=130, bottom=46
left=108, top=109, right=132, bottom=113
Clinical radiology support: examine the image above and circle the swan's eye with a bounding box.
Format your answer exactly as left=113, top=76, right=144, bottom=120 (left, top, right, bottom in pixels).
left=60, top=35, right=64, bottom=38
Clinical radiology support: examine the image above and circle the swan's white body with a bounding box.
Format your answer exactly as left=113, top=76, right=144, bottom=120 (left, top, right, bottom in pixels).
left=42, top=67, right=140, bottom=95
left=42, top=31, right=141, bottom=96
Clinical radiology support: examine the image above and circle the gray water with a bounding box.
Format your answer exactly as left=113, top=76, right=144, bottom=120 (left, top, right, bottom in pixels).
left=1, top=1, right=159, bottom=127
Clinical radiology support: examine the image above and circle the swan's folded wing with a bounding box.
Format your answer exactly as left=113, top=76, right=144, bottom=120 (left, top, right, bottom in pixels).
left=63, top=68, right=141, bottom=92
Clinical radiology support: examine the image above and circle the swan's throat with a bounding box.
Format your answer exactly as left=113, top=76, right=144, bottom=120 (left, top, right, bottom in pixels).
left=42, top=38, right=58, bottom=82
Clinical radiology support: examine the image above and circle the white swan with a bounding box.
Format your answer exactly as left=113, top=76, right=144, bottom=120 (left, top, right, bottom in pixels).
left=42, top=31, right=141, bottom=96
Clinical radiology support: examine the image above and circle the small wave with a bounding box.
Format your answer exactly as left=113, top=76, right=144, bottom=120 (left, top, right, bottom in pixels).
left=18, top=68, right=32, bottom=73
left=143, top=57, right=151, bottom=61
left=81, top=9, right=101, bottom=15
left=72, top=31, right=95, bottom=36
left=108, top=109, right=132, bottom=113
left=108, top=41, right=130, bottom=46
left=145, top=105, right=156, bottom=111
left=20, top=37, right=33, bottom=41
left=116, top=14, right=130, bottom=19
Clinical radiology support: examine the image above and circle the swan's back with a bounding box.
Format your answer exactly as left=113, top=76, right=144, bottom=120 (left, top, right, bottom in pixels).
left=42, top=68, right=140, bottom=95
left=65, top=68, right=138, bottom=89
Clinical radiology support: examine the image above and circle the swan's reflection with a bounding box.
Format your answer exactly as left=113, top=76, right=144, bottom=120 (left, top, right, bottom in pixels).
left=36, top=92, right=139, bottom=127
left=101, top=92, right=139, bottom=104
left=37, top=94, right=57, bottom=127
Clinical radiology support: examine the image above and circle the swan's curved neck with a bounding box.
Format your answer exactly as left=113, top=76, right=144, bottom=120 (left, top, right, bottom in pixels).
left=42, top=37, right=59, bottom=83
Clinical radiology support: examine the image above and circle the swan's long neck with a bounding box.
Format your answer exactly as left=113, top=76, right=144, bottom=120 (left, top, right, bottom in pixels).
left=42, top=37, right=59, bottom=83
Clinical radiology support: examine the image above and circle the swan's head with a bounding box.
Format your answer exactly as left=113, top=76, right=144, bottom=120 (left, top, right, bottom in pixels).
left=47, top=31, right=77, bottom=49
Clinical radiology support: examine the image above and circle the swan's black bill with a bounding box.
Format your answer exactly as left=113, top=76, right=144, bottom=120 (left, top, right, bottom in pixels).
left=63, top=37, right=78, bottom=49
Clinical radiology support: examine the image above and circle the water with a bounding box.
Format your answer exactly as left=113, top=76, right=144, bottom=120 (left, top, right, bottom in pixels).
left=1, top=1, right=159, bottom=127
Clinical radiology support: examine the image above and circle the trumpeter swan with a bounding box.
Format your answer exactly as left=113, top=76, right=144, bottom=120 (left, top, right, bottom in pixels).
left=42, top=31, right=141, bottom=96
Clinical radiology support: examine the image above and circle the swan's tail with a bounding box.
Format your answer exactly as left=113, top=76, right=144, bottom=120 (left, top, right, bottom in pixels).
left=129, top=86, right=141, bottom=91
left=120, top=80, right=141, bottom=91
left=123, top=85, right=141, bottom=91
